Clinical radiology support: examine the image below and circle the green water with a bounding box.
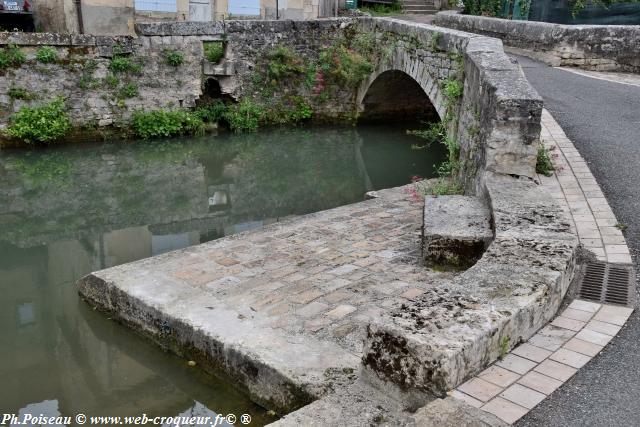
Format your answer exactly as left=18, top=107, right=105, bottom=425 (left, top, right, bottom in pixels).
left=0, top=125, right=446, bottom=423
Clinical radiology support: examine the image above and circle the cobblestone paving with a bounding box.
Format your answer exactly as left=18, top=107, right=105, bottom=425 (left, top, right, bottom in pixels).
left=538, top=109, right=632, bottom=264
left=162, top=186, right=453, bottom=354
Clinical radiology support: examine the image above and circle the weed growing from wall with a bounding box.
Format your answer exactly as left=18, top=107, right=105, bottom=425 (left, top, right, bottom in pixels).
left=0, top=44, right=26, bottom=69
left=35, top=46, right=57, bottom=63
left=7, top=87, right=33, bottom=100
left=118, top=83, right=139, bottom=99
left=204, top=42, right=225, bottom=63
left=164, top=50, right=184, bottom=67
left=536, top=144, right=555, bottom=176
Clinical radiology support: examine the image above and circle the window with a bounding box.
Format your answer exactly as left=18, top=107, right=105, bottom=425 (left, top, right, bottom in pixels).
left=135, top=0, right=177, bottom=12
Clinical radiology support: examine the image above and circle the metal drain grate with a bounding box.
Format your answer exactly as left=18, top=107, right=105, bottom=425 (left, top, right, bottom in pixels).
left=577, top=262, right=636, bottom=307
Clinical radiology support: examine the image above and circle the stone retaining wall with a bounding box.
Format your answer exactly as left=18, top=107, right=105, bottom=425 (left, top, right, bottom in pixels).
left=0, top=31, right=202, bottom=130
left=0, top=20, right=356, bottom=136
left=435, top=11, right=640, bottom=72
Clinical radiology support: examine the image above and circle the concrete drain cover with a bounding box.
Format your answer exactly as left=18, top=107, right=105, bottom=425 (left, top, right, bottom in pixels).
left=577, top=262, right=636, bottom=307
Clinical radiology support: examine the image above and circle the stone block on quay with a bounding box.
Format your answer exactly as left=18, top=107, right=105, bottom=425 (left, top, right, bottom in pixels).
left=422, top=195, right=493, bottom=269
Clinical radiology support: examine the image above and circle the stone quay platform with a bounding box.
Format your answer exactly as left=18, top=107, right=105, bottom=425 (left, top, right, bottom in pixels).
left=78, top=172, right=580, bottom=423
left=77, top=186, right=455, bottom=413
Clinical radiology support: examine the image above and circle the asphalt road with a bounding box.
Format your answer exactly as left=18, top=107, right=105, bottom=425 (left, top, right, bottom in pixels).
left=513, top=56, right=640, bottom=427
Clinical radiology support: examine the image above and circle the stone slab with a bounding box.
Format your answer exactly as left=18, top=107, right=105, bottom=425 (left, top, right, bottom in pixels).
left=422, top=195, right=493, bottom=268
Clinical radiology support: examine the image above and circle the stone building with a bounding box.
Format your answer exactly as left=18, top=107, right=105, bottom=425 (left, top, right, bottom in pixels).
left=34, top=0, right=336, bottom=35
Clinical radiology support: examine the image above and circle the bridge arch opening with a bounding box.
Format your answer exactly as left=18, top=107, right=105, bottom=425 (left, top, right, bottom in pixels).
left=358, top=70, right=439, bottom=124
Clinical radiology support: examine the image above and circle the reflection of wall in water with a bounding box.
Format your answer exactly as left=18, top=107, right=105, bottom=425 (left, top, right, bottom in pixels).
left=0, top=131, right=371, bottom=250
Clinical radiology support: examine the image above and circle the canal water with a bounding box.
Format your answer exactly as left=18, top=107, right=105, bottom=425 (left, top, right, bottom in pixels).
left=0, top=125, right=446, bottom=424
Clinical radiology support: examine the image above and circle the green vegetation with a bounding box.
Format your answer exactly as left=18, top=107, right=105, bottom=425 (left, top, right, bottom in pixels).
left=0, top=44, right=26, bottom=69
left=615, top=222, right=628, bottom=231
left=131, top=109, right=205, bottom=139
left=7, top=87, right=33, bottom=100
left=109, top=55, right=140, bottom=74
left=204, top=42, right=225, bottom=63
left=266, top=46, right=304, bottom=82
left=78, top=60, right=99, bottom=90
left=318, top=42, right=374, bottom=88
left=164, top=50, right=184, bottom=67
left=118, top=83, right=139, bottom=99
left=358, top=1, right=402, bottom=16
left=35, top=46, right=57, bottom=63
left=223, top=99, right=265, bottom=132
left=105, top=74, right=119, bottom=88
left=536, top=145, right=555, bottom=176
left=409, top=122, right=463, bottom=196
left=6, top=98, right=71, bottom=145
left=462, top=0, right=503, bottom=17
left=443, top=78, right=464, bottom=102
left=195, top=100, right=228, bottom=123
left=499, top=336, right=510, bottom=360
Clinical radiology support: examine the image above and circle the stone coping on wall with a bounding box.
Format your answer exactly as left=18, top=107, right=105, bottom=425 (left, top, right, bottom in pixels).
left=0, top=31, right=135, bottom=48
left=434, top=11, right=640, bottom=73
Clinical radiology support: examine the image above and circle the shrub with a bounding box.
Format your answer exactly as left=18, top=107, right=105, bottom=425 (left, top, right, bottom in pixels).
left=7, top=87, right=33, bottom=100
left=195, top=101, right=228, bottom=123
left=408, top=122, right=463, bottom=195
left=131, top=109, right=204, bottom=139
left=462, top=0, right=502, bottom=16
left=0, top=44, right=26, bottom=69
left=407, top=122, right=445, bottom=146
left=223, top=99, right=265, bottom=132
left=204, top=42, right=224, bottom=63
left=35, top=46, right=57, bottom=63
left=286, top=97, right=313, bottom=122
left=6, top=98, right=71, bottom=144
left=118, top=83, right=139, bottom=99
left=164, top=50, right=184, bottom=67
left=536, top=145, right=555, bottom=176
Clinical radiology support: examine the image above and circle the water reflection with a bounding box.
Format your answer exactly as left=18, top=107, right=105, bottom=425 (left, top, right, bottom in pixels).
left=0, top=125, right=445, bottom=421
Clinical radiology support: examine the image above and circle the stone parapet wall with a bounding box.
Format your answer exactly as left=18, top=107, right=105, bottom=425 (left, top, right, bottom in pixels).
left=435, top=11, right=640, bottom=72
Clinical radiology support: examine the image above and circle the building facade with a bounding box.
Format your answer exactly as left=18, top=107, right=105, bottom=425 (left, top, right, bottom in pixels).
left=34, top=0, right=335, bottom=35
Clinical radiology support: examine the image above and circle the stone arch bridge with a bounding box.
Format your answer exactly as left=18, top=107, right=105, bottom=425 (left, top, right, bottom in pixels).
left=136, top=17, right=543, bottom=192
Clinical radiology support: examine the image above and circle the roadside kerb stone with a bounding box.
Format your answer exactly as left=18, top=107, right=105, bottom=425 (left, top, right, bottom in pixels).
left=538, top=108, right=633, bottom=264
left=451, top=300, right=634, bottom=424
